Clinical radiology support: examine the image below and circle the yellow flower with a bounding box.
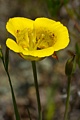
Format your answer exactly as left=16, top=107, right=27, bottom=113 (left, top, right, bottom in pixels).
left=6, top=17, right=69, bottom=61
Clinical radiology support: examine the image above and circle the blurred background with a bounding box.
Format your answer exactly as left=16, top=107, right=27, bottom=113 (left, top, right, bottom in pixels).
left=0, top=0, right=80, bottom=120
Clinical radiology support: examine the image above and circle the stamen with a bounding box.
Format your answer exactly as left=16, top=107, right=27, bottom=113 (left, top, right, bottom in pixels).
left=16, top=29, right=29, bottom=49
left=35, top=32, right=56, bottom=50
left=34, top=33, right=45, bottom=50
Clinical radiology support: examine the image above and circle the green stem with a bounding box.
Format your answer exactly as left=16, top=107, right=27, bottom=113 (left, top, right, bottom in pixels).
left=5, top=47, right=9, bottom=71
left=64, top=76, right=71, bottom=120
left=6, top=70, right=21, bottom=120
left=1, top=47, right=21, bottom=120
left=1, top=47, right=20, bottom=120
left=31, top=61, right=42, bottom=120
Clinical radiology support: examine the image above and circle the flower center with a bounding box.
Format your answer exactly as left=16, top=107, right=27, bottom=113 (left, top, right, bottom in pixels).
left=16, top=28, right=56, bottom=51
left=35, top=31, right=56, bottom=50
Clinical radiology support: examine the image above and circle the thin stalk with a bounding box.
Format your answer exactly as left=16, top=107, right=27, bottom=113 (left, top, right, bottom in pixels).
left=1, top=48, right=21, bottom=120
left=5, top=47, right=9, bottom=71
left=31, top=61, right=42, bottom=120
left=6, top=70, right=21, bottom=120
left=64, top=76, right=71, bottom=120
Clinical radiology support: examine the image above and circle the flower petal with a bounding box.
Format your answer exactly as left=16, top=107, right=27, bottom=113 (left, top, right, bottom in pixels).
left=35, top=17, right=56, bottom=25
left=22, top=47, right=54, bottom=57
left=52, top=25, right=69, bottom=51
left=6, top=38, right=55, bottom=60
left=6, top=38, right=20, bottom=52
left=6, top=17, right=34, bottom=37
left=34, top=17, right=69, bottom=51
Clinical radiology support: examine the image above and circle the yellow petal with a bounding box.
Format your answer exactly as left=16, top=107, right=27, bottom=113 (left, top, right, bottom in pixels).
left=35, top=17, right=56, bottom=25
left=6, top=38, right=20, bottom=52
left=6, top=17, right=34, bottom=37
left=52, top=26, right=69, bottom=51
left=20, top=54, right=43, bottom=61
left=22, top=47, right=54, bottom=57
left=34, top=17, right=69, bottom=51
